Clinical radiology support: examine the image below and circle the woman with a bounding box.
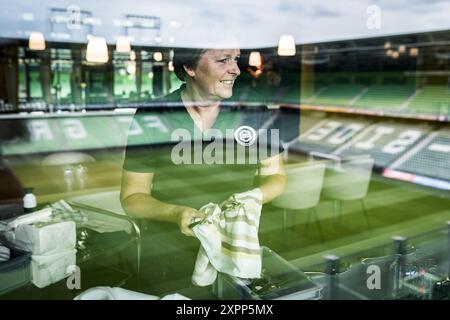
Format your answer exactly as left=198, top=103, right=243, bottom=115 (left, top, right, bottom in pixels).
left=120, top=48, right=286, bottom=292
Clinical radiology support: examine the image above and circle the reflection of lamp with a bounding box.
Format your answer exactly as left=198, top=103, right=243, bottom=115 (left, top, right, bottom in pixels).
left=384, top=41, right=391, bottom=49
left=278, top=35, right=296, bottom=56
left=168, top=61, right=174, bottom=72
left=153, top=51, right=163, bottom=61
left=392, top=51, right=399, bottom=59
left=398, top=45, right=406, bottom=54
left=248, top=51, right=262, bottom=67
left=126, top=61, right=136, bottom=74
left=86, top=36, right=108, bottom=63
left=130, top=50, right=136, bottom=61
left=28, top=32, right=46, bottom=50
left=410, top=48, right=419, bottom=57
left=116, top=36, right=131, bottom=53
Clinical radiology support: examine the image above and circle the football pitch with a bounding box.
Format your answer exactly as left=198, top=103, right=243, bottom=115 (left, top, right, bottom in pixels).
left=259, top=170, right=450, bottom=269
left=8, top=110, right=450, bottom=277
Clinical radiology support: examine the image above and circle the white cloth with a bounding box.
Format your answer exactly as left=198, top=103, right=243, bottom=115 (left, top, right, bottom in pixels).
left=5, top=208, right=53, bottom=229
left=192, top=188, right=263, bottom=286
left=74, top=286, right=190, bottom=300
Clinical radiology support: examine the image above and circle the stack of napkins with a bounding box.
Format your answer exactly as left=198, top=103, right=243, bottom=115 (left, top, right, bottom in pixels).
left=31, top=249, right=77, bottom=288
left=13, top=220, right=76, bottom=254
left=4, top=208, right=77, bottom=288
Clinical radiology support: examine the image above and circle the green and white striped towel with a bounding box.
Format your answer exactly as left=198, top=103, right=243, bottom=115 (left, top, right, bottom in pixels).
left=192, top=188, right=263, bottom=286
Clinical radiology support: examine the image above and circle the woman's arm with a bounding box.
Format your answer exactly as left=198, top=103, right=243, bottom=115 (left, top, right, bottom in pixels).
left=120, top=170, right=204, bottom=236
left=258, top=154, right=286, bottom=204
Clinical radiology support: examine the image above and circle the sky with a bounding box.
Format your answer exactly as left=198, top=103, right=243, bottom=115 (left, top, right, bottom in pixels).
left=0, top=0, right=449, bottom=48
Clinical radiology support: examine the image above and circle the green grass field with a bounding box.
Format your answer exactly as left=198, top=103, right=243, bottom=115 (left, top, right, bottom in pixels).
left=6, top=110, right=449, bottom=299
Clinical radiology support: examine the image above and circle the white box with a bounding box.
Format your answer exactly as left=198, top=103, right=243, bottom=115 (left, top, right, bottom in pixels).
left=31, top=249, right=76, bottom=288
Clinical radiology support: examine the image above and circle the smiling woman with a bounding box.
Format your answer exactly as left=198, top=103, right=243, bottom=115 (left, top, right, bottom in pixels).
left=120, top=46, right=289, bottom=292
left=179, top=49, right=241, bottom=103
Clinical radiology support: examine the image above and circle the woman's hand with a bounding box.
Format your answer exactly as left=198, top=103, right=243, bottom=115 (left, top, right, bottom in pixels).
left=176, top=207, right=206, bottom=237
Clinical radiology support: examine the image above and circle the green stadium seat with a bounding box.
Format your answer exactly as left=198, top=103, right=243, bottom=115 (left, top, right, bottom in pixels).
left=312, top=84, right=365, bottom=107
left=408, top=85, right=450, bottom=116
left=353, top=84, right=415, bottom=111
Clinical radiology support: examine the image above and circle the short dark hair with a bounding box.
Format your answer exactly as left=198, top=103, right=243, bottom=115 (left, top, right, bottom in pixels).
left=173, top=48, right=208, bottom=81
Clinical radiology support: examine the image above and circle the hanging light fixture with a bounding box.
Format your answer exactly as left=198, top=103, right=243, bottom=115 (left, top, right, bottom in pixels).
left=277, top=35, right=296, bottom=56
left=153, top=51, right=163, bottom=62
left=28, top=32, right=46, bottom=50
left=116, top=36, right=131, bottom=53
left=86, top=36, right=109, bottom=63
left=410, top=48, right=419, bottom=57
left=248, top=51, right=262, bottom=67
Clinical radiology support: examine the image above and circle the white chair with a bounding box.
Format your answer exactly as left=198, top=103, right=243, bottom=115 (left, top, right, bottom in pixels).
left=322, top=156, right=374, bottom=229
left=272, top=162, right=326, bottom=239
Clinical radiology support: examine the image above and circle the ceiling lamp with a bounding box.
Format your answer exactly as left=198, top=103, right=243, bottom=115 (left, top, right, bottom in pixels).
left=28, top=32, right=46, bottom=51
left=153, top=51, right=163, bottom=62
left=116, top=36, right=131, bottom=53
left=410, top=48, right=419, bottom=57
left=248, top=51, right=262, bottom=67
left=86, top=36, right=109, bottom=63
left=277, top=35, right=296, bottom=56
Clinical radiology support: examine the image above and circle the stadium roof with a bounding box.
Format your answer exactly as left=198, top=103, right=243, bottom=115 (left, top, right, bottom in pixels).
left=0, top=0, right=450, bottom=48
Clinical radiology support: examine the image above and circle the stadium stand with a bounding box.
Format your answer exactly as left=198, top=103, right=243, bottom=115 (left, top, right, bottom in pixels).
left=290, top=113, right=449, bottom=188
left=352, top=84, right=416, bottom=111
left=408, top=85, right=450, bottom=116
left=311, top=84, right=365, bottom=106
left=394, top=129, right=450, bottom=181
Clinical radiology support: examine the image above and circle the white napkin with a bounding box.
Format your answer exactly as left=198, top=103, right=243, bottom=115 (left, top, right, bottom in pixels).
left=74, top=287, right=191, bottom=300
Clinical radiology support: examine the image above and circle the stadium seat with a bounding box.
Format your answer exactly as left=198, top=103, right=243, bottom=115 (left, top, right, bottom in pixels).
left=353, top=84, right=415, bottom=111
left=312, top=84, right=365, bottom=106
left=408, top=85, right=450, bottom=115
left=322, top=155, right=374, bottom=229
left=272, top=162, right=326, bottom=240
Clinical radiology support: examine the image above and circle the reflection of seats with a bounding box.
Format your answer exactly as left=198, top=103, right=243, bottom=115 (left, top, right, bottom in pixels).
left=322, top=156, right=374, bottom=229
left=272, top=162, right=326, bottom=239
left=41, top=152, right=96, bottom=166
left=41, top=152, right=96, bottom=191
